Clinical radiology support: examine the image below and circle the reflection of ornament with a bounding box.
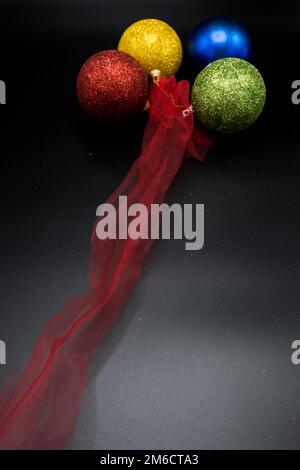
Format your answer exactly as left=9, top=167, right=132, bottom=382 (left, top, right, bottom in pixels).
left=192, top=58, right=266, bottom=134
left=118, top=19, right=182, bottom=76
left=77, top=50, right=148, bottom=122
left=187, top=17, right=251, bottom=70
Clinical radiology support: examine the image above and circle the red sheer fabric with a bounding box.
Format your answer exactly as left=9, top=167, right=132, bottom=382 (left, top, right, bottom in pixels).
left=0, top=77, right=214, bottom=449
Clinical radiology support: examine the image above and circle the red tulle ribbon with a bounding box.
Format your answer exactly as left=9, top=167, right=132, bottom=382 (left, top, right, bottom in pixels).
left=0, top=76, right=214, bottom=449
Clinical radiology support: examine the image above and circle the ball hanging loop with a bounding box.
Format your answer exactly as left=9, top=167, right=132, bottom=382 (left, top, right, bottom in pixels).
left=150, top=69, right=162, bottom=84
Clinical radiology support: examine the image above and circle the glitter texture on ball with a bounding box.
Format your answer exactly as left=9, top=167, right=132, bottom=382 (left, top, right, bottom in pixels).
left=191, top=58, right=266, bottom=134
left=118, top=19, right=183, bottom=77
left=76, top=50, right=148, bottom=122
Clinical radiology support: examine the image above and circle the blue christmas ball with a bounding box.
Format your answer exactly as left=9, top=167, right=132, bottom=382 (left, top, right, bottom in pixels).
left=187, top=17, right=251, bottom=70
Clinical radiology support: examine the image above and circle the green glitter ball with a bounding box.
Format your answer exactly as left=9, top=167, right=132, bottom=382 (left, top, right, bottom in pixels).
left=191, top=58, right=266, bottom=134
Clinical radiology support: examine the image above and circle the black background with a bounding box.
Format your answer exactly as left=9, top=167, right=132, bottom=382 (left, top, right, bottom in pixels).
left=0, top=0, right=299, bottom=450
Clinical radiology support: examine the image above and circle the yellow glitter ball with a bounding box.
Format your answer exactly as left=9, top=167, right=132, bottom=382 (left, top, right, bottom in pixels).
left=118, top=19, right=183, bottom=77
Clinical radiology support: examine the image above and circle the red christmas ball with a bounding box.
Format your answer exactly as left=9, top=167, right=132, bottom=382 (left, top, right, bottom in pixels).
left=76, top=50, right=148, bottom=122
